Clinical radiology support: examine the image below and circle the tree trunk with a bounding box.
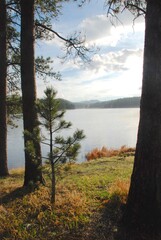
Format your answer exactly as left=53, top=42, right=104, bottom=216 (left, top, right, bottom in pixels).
left=51, top=162, right=56, bottom=204
left=0, top=0, right=9, bottom=177
left=20, top=0, right=43, bottom=186
left=50, top=122, right=55, bottom=204
left=123, top=0, right=161, bottom=236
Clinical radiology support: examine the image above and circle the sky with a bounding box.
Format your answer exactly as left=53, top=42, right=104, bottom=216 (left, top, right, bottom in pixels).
left=36, top=0, right=145, bottom=102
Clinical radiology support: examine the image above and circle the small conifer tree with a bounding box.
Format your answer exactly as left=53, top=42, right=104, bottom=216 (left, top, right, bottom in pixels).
left=36, top=87, right=85, bottom=204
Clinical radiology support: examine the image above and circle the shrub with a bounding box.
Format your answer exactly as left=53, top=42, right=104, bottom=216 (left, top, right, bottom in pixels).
left=86, top=145, right=135, bottom=161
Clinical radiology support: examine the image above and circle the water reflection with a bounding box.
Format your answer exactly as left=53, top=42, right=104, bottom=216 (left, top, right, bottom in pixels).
left=8, top=108, right=139, bottom=169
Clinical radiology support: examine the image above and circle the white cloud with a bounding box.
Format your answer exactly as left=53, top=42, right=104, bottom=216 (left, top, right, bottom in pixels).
left=82, top=48, right=143, bottom=75
left=43, top=12, right=145, bottom=51
left=37, top=7, right=145, bottom=102
left=38, top=48, right=143, bottom=102
left=79, top=13, right=145, bottom=47
left=80, top=15, right=111, bottom=41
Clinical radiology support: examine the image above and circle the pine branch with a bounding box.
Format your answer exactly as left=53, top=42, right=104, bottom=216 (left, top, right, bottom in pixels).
left=7, top=5, right=20, bottom=14
left=126, top=3, right=146, bottom=14
left=35, top=21, right=93, bottom=62
left=54, top=136, right=79, bottom=164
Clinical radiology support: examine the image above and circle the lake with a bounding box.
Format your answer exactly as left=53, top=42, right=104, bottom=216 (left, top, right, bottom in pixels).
left=8, top=108, right=140, bottom=169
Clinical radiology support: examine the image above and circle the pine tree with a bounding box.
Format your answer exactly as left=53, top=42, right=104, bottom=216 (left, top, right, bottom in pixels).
left=106, top=1, right=161, bottom=238
left=36, top=87, right=85, bottom=204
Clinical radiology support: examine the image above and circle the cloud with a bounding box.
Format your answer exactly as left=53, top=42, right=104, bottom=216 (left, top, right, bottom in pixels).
left=41, top=48, right=143, bottom=102
left=41, top=11, right=145, bottom=67
left=83, top=48, right=143, bottom=74
left=79, top=13, right=145, bottom=47
left=80, top=15, right=111, bottom=41
left=37, top=7, right=145, bottom=102
left=37, top=45, right=143, bottom=101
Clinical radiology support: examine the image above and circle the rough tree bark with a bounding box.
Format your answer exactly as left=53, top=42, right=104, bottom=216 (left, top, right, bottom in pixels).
left=0, top=0, right=9, bottom=177
left=20, top=0, right=43, bottom=186
left=124, top=0, right=161, bottom=236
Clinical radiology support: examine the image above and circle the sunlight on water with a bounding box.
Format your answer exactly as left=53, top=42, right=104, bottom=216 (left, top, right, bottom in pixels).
left=8, top=108, right=139, bottom=169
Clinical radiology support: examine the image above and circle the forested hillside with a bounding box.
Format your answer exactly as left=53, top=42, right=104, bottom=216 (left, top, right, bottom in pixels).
left=58, top=98, right=75, bottom=109
left=90, top=97, right=140, bottom=108
left=73, top=97, right=140, bottom=109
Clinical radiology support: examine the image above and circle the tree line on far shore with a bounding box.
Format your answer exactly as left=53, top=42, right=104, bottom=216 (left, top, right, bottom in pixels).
left=7, top=95, right=141, bottom=111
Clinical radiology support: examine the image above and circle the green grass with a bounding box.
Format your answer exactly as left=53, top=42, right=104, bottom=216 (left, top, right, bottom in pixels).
left=0, top=156, right=133, bottom=240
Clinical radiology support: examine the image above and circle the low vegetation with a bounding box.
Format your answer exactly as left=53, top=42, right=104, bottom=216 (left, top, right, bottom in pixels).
left=86, top=145, right=135, bottom=161
left=0, top=152, right=134, bottom=240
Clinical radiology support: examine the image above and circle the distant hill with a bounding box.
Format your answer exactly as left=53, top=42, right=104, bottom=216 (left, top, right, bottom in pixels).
left=90, top=97, right=141, bottom=108
left=74, top=100, right=99, bottom=109
left=58, top=98, right=75, bottom=110
left=57, top=97, right=141, bottom=109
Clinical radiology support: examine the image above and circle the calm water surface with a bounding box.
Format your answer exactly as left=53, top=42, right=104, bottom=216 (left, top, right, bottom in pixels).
left=8, top=108, right=140, bottom=169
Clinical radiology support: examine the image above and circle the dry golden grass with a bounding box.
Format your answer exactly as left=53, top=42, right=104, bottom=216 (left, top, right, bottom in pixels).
left=86, top=145, right=135, bottom=161
left=0, top=156, right=133, bottom=240
left=108, top=180, right=130, bottom=204
left=0, top=183, right=89, bottom=239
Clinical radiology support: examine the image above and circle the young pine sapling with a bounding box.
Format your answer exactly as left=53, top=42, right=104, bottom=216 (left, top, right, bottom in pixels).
left=36, top=87, right=85, bottom=204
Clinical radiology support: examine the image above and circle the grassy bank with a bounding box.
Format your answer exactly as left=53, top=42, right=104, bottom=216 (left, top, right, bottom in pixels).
left=0, top=156, right=133, bottom=240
